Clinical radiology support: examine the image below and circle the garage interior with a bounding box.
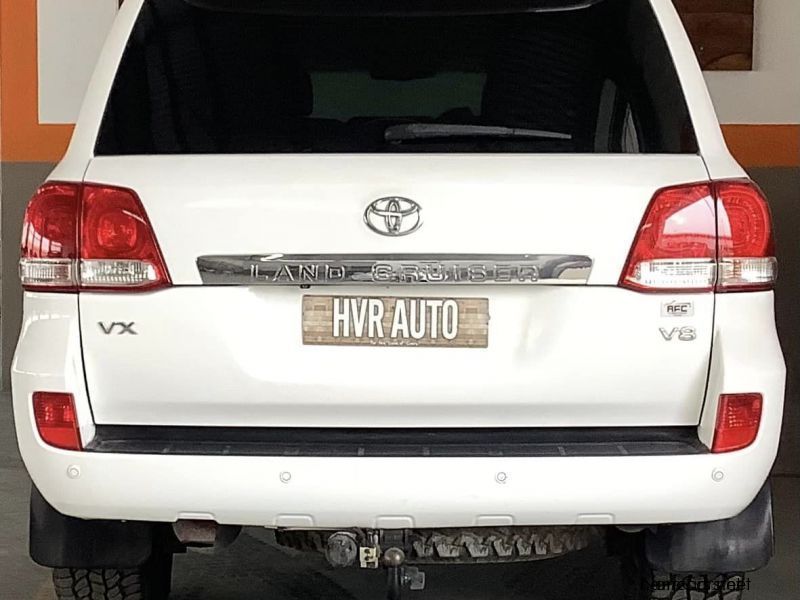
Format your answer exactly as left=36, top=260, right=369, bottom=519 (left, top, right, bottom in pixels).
left=0, top=0, right=798, bottom=598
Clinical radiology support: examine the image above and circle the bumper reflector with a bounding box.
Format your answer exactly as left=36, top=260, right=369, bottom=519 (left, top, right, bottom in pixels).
left=712, top=393, right=762, bottom=453
left=33, top=392, right=82, bottom=451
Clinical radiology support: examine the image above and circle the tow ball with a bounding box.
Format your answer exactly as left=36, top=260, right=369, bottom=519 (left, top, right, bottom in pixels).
left=324, top=532, right=425, bottom=600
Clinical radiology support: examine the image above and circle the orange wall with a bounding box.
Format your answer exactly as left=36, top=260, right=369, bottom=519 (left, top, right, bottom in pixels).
left=1, top=0, right=798, bottom=166
left=0, top=0, right=74, bottom=162
left=721, top=125, right=800, bottom=168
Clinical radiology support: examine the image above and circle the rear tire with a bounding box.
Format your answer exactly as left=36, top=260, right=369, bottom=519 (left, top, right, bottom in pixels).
left=53, top=553, right=173, bottom=600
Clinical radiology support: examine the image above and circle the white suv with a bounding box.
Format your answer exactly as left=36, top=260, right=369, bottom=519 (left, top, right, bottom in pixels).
left=13, top=0, right=785, bottom=599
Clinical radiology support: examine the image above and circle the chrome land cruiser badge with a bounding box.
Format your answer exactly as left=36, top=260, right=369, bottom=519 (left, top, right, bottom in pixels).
left=196, top=254, right=593, bottom=285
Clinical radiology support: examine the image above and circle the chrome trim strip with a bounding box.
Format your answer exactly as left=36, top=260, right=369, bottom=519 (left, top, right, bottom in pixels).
left=197, top=254, right=592, bottom=285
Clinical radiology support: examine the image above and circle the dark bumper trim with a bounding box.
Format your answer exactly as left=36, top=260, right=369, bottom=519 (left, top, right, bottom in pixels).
left=86, top=426, right=707, bottom=457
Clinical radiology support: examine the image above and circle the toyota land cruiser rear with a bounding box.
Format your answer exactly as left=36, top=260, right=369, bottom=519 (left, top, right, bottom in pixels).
left=12, top=0, right=785, bottom=599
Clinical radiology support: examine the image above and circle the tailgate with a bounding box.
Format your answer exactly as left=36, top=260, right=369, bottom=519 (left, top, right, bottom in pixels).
left=79, top=155, right=714, bottom=427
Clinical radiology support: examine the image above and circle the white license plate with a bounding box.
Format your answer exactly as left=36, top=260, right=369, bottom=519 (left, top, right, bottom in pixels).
left=302, top=296, right=489, bottom=348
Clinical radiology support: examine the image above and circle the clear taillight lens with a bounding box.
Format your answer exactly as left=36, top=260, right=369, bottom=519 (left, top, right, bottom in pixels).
left=620, top=180, right=777, bottom=293
left=19, top=258, right=76, bottom=289
left=19, top=183, right=170, bottom=292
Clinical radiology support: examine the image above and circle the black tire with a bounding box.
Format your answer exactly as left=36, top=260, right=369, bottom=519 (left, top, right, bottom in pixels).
left=53, top=554, right=173, bottom=600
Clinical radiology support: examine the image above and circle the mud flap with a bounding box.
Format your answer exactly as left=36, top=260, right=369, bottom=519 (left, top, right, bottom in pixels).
left=30, top=486, right=155, bottom=568
left=645, top=482, right=774, bottom=573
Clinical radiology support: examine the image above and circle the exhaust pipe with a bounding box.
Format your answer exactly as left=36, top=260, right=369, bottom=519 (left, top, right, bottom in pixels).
left=173, top=520, right=241, bottom=549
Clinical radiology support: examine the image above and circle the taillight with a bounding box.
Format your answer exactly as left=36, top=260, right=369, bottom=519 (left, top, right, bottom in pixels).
left=620, top=184, right=717, bottom=292
left=620, top=180, right=776, bottom=293
left=19, top=184, right=80, bottom=291
left=19, top=183, right=170, bottom=292
left=33, top=392, right=82, bottom=451
left=712, top=393, right=763, bottom=453
left=81, top=185, right=170, bottom=290
left=716, top=181, right=777, bottom=291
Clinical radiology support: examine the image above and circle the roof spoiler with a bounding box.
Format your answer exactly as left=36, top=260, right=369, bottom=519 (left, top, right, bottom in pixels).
left=181, top=0, right=607, bottom=16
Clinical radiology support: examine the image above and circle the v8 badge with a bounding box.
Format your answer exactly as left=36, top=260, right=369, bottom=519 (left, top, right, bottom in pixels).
left=660, top=326, right=696, bottom=342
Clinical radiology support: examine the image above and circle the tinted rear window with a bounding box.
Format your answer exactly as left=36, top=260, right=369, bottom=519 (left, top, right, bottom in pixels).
left=96, top=0, right=698, bottom=155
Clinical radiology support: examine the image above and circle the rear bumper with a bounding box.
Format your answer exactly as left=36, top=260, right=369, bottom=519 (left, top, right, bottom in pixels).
left=10, top=431, right=778, bottom=527
left=11, top=291, right=786, bottom=528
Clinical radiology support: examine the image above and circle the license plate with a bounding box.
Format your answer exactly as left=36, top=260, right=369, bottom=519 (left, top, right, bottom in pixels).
left=302, top=296, right=489, bottom=348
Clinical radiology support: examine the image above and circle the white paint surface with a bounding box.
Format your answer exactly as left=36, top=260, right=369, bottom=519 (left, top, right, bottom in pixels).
left=37, top=0, right=118, bottom=124
left=704, top=0, right=800, bottom=124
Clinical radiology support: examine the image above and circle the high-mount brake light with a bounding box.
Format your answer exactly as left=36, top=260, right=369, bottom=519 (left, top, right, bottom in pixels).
left=19, top=183, right=170, bottom=292
left=620, top=180, right=776, bottom=293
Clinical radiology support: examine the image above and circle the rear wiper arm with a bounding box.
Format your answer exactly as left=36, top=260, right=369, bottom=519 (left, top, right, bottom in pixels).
left=385, top=123, right=572, bottom=142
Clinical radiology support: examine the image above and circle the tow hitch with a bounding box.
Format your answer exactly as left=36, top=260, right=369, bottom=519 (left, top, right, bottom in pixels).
left=278, top=526, right=601, bottom=598
left=324, top=531, right=426, bottom=599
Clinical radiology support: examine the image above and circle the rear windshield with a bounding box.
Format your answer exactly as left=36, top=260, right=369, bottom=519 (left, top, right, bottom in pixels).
left=95, top=0, right=698, bottom=155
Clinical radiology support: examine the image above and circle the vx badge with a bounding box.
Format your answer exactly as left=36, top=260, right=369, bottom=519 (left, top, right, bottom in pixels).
left=99, top=322, right=138, bottom=335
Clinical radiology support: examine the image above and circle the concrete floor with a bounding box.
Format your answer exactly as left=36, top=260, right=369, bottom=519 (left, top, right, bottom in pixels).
left=1, top=395, right=797, bottom=600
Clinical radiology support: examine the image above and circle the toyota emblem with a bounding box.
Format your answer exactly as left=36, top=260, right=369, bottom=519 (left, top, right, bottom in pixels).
left=364, top=197, right=422, bottom=237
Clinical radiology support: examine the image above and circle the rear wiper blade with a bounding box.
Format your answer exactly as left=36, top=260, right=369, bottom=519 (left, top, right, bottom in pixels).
left=385, top=123, right=572, bottom=142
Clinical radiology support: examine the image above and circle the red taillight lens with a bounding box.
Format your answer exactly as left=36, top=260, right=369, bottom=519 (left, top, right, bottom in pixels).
left=32, top=392, right=82, bottom=451
left=620, top=180, right=777, bottom=293
left=716, top=181, right=777, bottom=292
left=19, top=183, right=170, bottom=292
left=620, top=184, right=717, bottom=292
left=712, top=393, right=763, bottom=453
